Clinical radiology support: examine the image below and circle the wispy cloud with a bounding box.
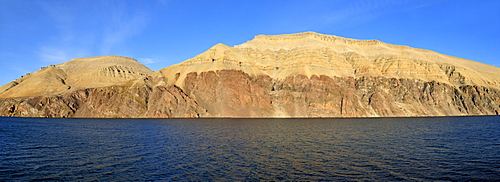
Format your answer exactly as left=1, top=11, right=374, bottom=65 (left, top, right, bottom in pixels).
left=38, top=46, right=71, bottom=63
left=138, top=58, right=158, bottom=65
left=10, top=67, right=31, bottom=76
left=281, top=0, right=441, bottom=31
left=36, top=1, right=150, bottom=62
left=155, top=0, right=169, bottom=7
left=37, top=46, right=88, bottom=63
left=314, top=0, right=404, bottom=29
left=101, top=8, right=148, bottom=54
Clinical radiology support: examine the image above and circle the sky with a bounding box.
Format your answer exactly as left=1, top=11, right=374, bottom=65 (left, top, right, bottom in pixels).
left=0, top=0, right=499, bottom=86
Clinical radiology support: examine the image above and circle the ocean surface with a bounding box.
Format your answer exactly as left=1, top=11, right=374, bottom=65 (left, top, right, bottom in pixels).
left=1, top=116, right=499, bottom=181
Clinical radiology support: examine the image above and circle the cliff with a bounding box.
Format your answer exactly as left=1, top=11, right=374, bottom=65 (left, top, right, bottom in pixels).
left=1, top=32, right=499, bottom=118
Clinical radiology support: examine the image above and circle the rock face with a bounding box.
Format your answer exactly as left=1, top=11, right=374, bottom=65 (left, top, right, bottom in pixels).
left=0, top=56, right=153, bottom=98
left=0, top=56, right=206, bottom=118
left=1, top=32, right=499, bottom=118
left=180, top=69, right=499, bottom=117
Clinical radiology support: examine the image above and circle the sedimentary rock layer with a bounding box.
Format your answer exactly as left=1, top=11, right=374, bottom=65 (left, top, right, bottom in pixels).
left=0, top=85, right=207, bottom=118
left=1, top=32, right=499, bottom=118
left=157, top=32, right=500, bottom=91
left=181, top=70, right=500, bottom=117
left=0, top=56, right=152, bottom=98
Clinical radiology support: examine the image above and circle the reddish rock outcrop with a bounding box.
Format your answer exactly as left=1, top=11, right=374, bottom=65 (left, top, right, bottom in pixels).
left=1, top=32, right=499, bottom=118
left=178, top=69, right=500, bottom=117
left=0, top=85, right=208, bottom=118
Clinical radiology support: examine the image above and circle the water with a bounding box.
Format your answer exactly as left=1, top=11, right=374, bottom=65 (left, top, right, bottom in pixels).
left=1, top=116, right=499, bottom=181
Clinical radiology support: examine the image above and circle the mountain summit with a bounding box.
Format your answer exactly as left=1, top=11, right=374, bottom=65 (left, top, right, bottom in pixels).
left=159, top=32, right=500, bottom=89
left=1, top=32, right=499, bottom=118
left=0, top=56, right=152, bottom=98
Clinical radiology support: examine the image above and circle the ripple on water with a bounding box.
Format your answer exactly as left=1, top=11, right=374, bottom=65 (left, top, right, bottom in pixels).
left=1, top=116, right=500, bottom=181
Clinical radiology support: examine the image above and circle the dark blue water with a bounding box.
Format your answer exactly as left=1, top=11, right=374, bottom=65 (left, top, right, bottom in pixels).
left=1, top=116, right=499, bottom=181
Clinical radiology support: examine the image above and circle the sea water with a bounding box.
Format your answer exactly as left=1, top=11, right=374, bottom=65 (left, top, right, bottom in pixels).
left=1, top=116, right=499, bottom=181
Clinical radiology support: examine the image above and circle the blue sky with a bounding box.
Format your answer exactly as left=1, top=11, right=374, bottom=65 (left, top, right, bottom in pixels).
left=1, top=0, right=499, bottom=85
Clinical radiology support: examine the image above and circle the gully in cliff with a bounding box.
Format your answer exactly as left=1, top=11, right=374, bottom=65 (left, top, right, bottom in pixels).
left=1, top=32, right=499, bottom=118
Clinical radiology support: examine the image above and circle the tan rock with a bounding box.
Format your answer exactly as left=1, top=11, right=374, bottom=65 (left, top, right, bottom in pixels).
left=0, top=56, right=152, bottom=98
left=156, top=32, right=500, bottom=93
left=1, top=32, right=499, bottom=118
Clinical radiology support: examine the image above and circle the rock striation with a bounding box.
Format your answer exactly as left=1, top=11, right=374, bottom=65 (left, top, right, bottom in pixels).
left=1, top=32, right=499, bottom=118
left=0, top=56, right=153, bottom=98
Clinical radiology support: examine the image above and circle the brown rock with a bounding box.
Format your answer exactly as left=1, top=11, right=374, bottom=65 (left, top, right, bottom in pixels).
left=1, top=32, right=500, bottom=118
left=0, top=56, right=152, bottom=99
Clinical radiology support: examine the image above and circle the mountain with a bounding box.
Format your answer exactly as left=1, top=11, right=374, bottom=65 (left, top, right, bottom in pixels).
left=0, top=56, right=153, bottom=98
left=1, top=32, right=499, bottom=118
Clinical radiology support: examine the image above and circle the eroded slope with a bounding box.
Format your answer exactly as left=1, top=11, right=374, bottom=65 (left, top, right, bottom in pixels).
left=0, top=56, right=153, bottom=98
left=156, top=32, right=500, bottom=90
left=1, top=32, right=499, bottom=118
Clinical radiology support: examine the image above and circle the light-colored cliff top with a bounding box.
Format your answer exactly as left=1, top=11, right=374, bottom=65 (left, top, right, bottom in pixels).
left=158, top=32, right=500, bottom=89
left=2, top=32, right=499, bottom=99
left=237, top=31, right=383, bottom=49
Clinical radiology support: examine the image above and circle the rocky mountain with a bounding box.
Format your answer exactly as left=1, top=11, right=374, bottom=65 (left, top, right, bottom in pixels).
left=0, top=56, right=152, bottom=98
left=1, top=32, right=499, bottom=118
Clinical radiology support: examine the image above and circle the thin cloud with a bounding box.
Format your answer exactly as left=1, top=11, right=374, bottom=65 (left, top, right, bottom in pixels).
left=101, top=10, right=148, bottom=54
left=37, top=1, right=150, bottom=61
left=315, top=0, right=402, bottom=29
left=10, top=67, right=30, bottom=76
left=98, top=1, right=150, bottom=54
left=138, top=58, right=157, bottom=64
left=37, top=46, right=87, bottom=63
left=284, top=0, right=440, bottom=31
left=156, top=0, right=169, bottom=7
left=38, top=46, right=71, bottom=63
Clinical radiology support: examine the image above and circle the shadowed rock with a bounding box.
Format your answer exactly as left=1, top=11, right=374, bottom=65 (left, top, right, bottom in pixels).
left=1, top=32, right=499, bottom=118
